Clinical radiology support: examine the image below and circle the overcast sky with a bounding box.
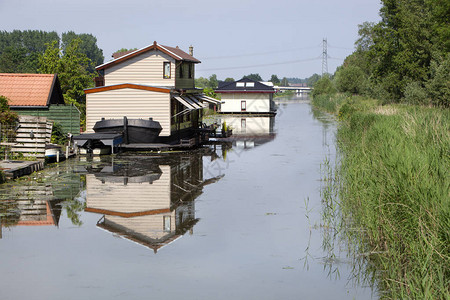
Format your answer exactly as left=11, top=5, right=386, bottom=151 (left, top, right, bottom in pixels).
left=0, top=0, right=381, bottom=80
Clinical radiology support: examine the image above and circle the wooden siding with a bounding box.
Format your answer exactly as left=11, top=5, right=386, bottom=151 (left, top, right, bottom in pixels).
left=86, top=88, right=171, bottom=136
left=221, top=116, right=272, bottom=135
left=104, top=212, right=176, bottom=240
left=220, top=93, right=271, bottom=113
left=104, top=50, right=176, bottom=87
left=13, top=105, right=80, bottom=135
left=85, top=165, right=171, bottom=214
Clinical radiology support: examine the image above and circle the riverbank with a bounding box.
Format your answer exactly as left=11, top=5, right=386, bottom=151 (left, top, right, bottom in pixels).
left=312, top=94, right=450, bottom=299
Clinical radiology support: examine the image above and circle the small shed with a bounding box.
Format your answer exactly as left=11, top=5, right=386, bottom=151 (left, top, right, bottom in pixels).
left=0, top=73, right=80, bottom=135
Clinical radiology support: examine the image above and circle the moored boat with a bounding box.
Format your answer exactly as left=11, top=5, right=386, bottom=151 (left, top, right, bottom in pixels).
left=93, top=117, right=162, bottom=144
left=45, top=144, right=64, bottom=161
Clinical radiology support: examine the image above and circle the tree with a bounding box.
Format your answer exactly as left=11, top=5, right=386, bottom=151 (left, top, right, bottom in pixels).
left=311, top=75, right=336, bottom=97
left=195, top=77, right=209, bottom=89
left=114, top=48, right=138, bottom=53
left=208, top=74, right=218, bottom=89
left=62, top=31, right=104, bottom=71
left=39, top=39, right=96, bottom=125
left=280, top=77, right=289, bottom=87
left=0, top=30, right=59, bottom=73
left=242, top=73, right=262, bottom=81
left=269, top=74, right=280, bottom=85
left=224, top=77, right=235, bottom=82
left=0, top=95, right=18, bottom=126
left=334, top=65, right=366, bottom=94
left=426, top=54, right=450, bottom=107
left=38, top=41, right=60, bottom=74
left=364, top=0, right=437, bottom=101
left=306, top=74, right=321, bottom=87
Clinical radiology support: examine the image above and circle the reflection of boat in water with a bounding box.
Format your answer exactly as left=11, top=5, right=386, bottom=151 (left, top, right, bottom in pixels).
left=93, top=117, right=162, bottom=144
left=84, top=153, right=223, bottom=253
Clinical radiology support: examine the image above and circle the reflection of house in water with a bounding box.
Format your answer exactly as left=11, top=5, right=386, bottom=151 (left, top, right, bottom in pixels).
left=210, top=116, right=276, bottom=150
left=84, top=153, right=222, bottom=253
left=0, top=175, right=82, bottom=238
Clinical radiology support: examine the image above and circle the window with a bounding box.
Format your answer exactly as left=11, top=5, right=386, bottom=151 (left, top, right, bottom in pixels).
left=179, top=63, right=183, bottom=78
left=163, top=216, right=171, bottom=232
left=236, top=82, right=245, bottom=87
left=246, top=82, right=254, bottom=87
left=163, top=62, right=171, bottom=79
left=188, top=63, right=193, bottom=78
left=241, top=101, right=246, bottom=111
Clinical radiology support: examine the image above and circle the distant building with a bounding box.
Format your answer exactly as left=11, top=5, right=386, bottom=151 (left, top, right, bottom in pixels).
left=215, top=78, right=276, bottom=114
left=85, top=41, right=219, bottom=143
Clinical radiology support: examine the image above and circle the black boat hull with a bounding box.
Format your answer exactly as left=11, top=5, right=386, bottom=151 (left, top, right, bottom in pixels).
left=93, top=117, right=162, bottom=144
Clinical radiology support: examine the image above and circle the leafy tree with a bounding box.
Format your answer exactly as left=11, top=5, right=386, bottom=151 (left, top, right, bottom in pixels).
left=311, top=75, right=336, bottom=97
left=39, top=39, right=96, bottom=125
left=195, top=77, right=209, bottom=89
left=425, top=54, right=450, bottom=107
left=224, top=77, right=235, bottom=82
left=208, top=74, right=218, bottom=89
left=269, top=74, right=280, bottom=85
left=0, top=95, right=18, bottom=126
left=62, top=31, right=104, bottom=71
left=114, top=48, right=138, bottom=53
left=334, top=65, right=366, bottom=94
left=280, top=77, right=289, bottom=87
left=242, top=73, right=262, bottom=81
left=0, top=30, right=59, bottom=73
left=306, top=74, right=321, bottom=87
left=38, top=41, right=60, bottom=74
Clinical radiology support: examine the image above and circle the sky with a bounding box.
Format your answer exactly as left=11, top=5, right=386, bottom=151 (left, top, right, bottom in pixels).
left=0, top=0, right=381, bottom=81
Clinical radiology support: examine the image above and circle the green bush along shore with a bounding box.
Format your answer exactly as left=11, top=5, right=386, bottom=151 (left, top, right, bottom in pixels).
left=313, top=95, right=449, bottom=299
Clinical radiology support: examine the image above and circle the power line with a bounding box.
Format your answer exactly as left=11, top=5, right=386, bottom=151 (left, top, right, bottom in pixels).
left=197, top=57, right=322, bottom=72
left=202, top=45, right=322, bottom=60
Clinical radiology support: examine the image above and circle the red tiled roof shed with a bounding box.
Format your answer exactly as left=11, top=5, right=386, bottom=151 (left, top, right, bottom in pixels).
left=0, top=73, right=65, bottom=107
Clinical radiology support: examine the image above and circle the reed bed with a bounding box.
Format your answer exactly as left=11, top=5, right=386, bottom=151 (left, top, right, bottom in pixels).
left=313, top=96, right=450, bottom=299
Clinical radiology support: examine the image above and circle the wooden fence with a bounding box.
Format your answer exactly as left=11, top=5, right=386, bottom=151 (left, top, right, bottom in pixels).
left=9, top=115, right=52, bottom=159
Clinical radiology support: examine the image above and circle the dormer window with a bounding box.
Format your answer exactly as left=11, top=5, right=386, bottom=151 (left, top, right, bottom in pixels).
left=236, top=82, right=254, bottom=87
left=163, top=62, right=171, bottom=79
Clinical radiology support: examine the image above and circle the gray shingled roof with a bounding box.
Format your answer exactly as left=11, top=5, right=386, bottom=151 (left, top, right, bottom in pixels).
left=216, top=78, right=274, bottom=93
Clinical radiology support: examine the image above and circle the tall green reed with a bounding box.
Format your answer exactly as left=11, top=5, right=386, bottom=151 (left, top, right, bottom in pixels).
left=313, top=94, right=449, bottom=299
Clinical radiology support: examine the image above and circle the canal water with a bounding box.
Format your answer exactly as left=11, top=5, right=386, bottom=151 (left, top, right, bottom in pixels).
left=0, top=98, right=374, bottom=299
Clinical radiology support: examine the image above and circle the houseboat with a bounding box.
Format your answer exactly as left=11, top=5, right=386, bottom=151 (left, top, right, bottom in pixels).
left=84, top=41, right=221, bottom=148
left=215, top=78, right=276, bottom=115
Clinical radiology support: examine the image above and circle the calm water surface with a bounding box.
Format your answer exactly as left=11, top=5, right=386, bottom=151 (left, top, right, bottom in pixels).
left=0, top=99, right=374, bottom=299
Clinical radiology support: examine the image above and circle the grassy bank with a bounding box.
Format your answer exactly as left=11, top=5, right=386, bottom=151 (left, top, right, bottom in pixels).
left=313, top=95, right=450, bottom=299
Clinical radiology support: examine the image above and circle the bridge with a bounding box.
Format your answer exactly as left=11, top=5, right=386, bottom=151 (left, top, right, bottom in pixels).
left=274, top=86, right=312, bottom=95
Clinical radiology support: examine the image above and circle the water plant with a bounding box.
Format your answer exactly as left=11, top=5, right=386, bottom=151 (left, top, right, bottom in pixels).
left=314, top=95, right=450, bottom=299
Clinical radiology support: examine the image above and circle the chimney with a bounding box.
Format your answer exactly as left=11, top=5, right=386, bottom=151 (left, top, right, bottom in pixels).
left=189, top=45, right=193, bottom=56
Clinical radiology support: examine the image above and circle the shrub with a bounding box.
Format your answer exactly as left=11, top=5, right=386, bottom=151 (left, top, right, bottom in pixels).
left=404, top=81, right=430, bottom=105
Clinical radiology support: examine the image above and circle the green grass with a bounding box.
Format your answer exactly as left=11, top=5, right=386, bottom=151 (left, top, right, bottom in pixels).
left=313, top=95, right=450, bottom=299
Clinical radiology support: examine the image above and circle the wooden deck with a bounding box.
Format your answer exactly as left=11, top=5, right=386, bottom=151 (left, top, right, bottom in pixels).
left=0, top=160, right=44, bottom=179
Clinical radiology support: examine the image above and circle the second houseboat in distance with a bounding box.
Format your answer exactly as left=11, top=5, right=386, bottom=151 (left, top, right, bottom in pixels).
left=83, top=41, right=220, bottom=149
left=215, top=78, right=276, bottom=115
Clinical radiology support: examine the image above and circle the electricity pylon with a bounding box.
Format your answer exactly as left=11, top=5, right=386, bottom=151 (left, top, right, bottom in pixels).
left=322, top=38, right=328, bottom=76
